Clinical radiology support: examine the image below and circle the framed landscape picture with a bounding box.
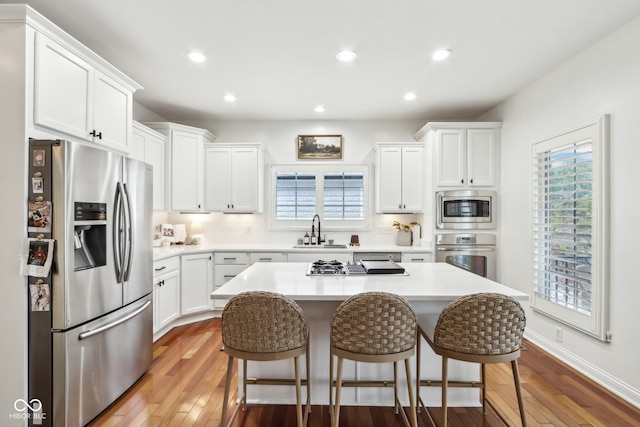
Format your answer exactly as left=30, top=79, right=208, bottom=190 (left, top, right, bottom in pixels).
left=297, top=135, right=343, bottom=160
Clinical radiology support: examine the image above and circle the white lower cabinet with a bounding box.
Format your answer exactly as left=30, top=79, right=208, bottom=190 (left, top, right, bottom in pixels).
left=153, top=258, right=180, bottom=334
left=213, top=252, right=249, bottom=309
left=180, top=253, right=214, bottom=315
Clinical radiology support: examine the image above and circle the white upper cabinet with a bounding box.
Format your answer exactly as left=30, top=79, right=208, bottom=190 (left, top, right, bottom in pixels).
left=376, top=143, right=425, bottom=213
left=144, top=122, right=216, bottom=212
left=420, top=122, right=501, bottom=188
left=132, top=121, right=166, bottom=210
left=204, top=144, right=264, bottom=213
left=33, top=32, right=137, bottom=153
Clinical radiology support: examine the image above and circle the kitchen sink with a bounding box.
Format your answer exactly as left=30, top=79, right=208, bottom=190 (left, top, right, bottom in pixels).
left=292, top=244, right=348, bottom=249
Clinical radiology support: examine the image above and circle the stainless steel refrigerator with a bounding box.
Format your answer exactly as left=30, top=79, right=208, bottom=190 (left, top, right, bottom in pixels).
left=28, top=139, right=153, bottom=426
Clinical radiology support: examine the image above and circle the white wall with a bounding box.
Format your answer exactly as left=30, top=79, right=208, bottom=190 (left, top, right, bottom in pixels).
left=0, top=21, right=29, bottom=425
left=165, top=119, right=429, bottom=247
left=478, top=16, right=640, bottom=406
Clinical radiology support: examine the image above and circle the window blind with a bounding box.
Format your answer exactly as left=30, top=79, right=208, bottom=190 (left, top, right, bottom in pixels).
left=533, top=139, right=593, bottom=315
left=274, top=172, right=316, bottom=220
left=323, top=172, right=365, bottom=220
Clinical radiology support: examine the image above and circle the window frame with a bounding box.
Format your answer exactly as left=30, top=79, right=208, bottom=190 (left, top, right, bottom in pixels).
left=530, top=115, right=610, bottom=342
left=269, top=163, right=371, bottom=231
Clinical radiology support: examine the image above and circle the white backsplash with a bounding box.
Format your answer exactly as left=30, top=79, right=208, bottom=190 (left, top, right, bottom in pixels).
left=158, top=211, right=430, bottom=247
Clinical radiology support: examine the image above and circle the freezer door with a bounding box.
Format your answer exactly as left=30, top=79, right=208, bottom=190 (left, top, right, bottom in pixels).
left=123, top=158, right=153, bottom=304
left=52, top=296, right=152, bottom=426
left=52, top=141, right=124, bottom=329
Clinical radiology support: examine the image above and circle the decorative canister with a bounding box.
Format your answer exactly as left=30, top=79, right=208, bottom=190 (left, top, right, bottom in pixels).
left=396, top=230, right=412, bottom=246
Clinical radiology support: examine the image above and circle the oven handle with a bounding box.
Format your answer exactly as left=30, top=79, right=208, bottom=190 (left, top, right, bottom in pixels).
left=437, top=247, right=496, bottom=252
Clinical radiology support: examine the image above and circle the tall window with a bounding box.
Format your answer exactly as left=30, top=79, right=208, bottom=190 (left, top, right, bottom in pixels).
left=271, top=165, right=369, bottom=229
left=531, top=116, right=609, bottom=341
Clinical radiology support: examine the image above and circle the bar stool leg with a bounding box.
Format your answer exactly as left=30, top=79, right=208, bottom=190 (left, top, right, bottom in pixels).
left=221, top=355, right=234, bottom=427
left=393, top=361, right=399, bottom=414
left=294, top=355, right=302, bottom=427
left=442, top=356, right=448, bottom=427
left=481, top=363, right=487, bottom=415
left=242, top=359, right=248, bottom=411
left=334, top=357, right=344, bottom=427
left=404, top=358, right=418, bottom=427
left=512, top=360, right=527, bottom=427
left=416, top=333, right=422, bottom=413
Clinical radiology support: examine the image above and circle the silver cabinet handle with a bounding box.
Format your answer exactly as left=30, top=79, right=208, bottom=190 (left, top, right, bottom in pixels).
left=259, top=257, right=272, bottom=261
left=154, top=266, right=166, bottom=272
left=79, top=300, right=151, bottom=340
left=223, top=275, right=237, bottom=278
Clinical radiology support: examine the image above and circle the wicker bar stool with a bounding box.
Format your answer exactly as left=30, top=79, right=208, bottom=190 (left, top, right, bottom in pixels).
left=220, top=291, right=310, bottom=427
left=416, top=292, right=527, bottom=426
left=329, top=291, right=418, bottom=427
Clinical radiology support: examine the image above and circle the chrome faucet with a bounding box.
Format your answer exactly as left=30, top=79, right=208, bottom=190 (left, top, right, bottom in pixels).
left=312, top=214, right=325, bottom=245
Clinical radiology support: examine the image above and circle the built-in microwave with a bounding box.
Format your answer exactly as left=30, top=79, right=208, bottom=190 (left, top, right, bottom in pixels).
left=436, top=190, right=496, bottom=229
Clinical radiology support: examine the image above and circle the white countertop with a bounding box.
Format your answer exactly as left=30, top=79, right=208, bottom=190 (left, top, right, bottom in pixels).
left=153, top=243, right=432, bottom=261
left=210, top=262, right=528, bottom=302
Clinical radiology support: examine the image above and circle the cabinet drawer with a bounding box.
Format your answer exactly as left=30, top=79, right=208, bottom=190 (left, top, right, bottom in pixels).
left=250, top=252, right=287, bottom=264
left=153, top=257, right=180, bottom=276
left=214, top=252, right=248, bottom=265
left=401, top=253, right=433, bottom=263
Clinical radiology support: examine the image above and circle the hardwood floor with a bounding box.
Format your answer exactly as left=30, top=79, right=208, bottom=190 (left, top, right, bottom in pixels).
left=91, top=318, right=640, bottom=426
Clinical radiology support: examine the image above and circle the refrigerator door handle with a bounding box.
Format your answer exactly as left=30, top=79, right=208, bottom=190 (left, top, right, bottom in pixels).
left=122, top=182, right=134, bottom=282
left=113, top=182, right=125, bottom=282
left=78, top=300, right=151, bottom=340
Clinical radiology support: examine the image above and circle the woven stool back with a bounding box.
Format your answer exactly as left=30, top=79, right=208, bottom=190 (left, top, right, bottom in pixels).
left=434, top=292, right=525, bottom=356
left=331, top=291, right=417, bottom=355
left=222, top=291, right=307, bottom=354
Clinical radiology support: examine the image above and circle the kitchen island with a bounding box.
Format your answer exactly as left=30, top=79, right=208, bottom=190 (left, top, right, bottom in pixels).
left=211, top=262, right=528, bottom=407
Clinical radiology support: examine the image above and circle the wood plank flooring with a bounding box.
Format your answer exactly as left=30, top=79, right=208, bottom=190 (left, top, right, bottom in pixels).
left=90, top=318, right=640, bottom=426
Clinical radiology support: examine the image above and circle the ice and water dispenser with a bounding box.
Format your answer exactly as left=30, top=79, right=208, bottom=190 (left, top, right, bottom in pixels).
left=73, top=202, right=107, bottom=271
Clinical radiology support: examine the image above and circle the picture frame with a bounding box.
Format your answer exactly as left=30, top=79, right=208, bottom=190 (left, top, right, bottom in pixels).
left=297, top=135, right=343, bottom=160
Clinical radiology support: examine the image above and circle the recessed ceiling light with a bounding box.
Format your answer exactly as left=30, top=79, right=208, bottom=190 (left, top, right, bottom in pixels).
left=314, top=105, right=326, bottom=113
left=188, top=51, right=206, bottom=63
left=224, top=94, right=236, bottom=102
left=432, top=49, right=452, bottom=61
left=404, top=92, right=418, bottom=101
left=336, top=50, right=357, bottom=62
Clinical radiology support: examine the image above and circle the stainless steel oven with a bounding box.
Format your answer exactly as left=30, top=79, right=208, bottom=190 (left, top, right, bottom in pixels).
left=436, top=190, right=496, bottom=229
left=435, top=233, right=496, bottom=281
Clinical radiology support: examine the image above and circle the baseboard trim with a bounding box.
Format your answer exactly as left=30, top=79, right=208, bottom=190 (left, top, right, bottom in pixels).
left=525, top=330, right=640, bottom=409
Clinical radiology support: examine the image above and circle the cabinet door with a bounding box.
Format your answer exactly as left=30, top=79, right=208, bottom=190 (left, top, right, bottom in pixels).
left=34, top=33, right=92, bottom=139
left=204, top=148, right=232, bottom=211
left=131, top=126, right=146, bottom=161
left=154, top=270, right=180, bottom=332
left=181, top=253, right=214, bottom=315
left=93, top=70, right=132, bottom=153
left=171, top=131, right=202, bottom=210
left=467, top=128, right=495, bottom=186
left=377, top=147, right=403, bottom=212
left=437, top=129, right=466, bottom=187
left=146, top=134, right=166, bottom=211
left=401, top=147, right=424, bottom=212
left=231, top=148, right=259, bottom=211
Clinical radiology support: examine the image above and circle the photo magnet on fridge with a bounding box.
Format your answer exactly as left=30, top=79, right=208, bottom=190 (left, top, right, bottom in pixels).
left=22, top=238, right=55, bottom=277
left=29, top=282, right=50, bottom=311
left=27, top=200, right=52, bottom=233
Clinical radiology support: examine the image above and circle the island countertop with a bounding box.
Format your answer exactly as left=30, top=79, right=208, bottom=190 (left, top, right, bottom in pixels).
left=210, top=261, right=528, bottom=302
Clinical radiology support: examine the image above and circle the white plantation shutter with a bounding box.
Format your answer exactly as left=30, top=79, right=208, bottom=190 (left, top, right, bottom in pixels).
left=323, top=172, right=365, bottom=220
left=275, top=173, right=316, bottom=220
left=531, top=116, right=610, bottom=341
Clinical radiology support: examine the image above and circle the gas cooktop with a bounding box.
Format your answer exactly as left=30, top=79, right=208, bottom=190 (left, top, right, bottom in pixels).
left=306, top=260, right=366, bottom=276
left=306, top=259, right=406, bottom=276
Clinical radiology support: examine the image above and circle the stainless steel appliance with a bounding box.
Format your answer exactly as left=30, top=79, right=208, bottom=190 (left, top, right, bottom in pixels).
left=28, top=140, right=153, bottom=426
left=435, top=233, right=496, bottom=280
left=436, top=190, right=496, bottom=229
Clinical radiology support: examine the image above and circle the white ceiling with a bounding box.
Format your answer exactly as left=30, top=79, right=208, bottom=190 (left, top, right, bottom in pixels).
left=5, top=0, right=640, bottom=121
